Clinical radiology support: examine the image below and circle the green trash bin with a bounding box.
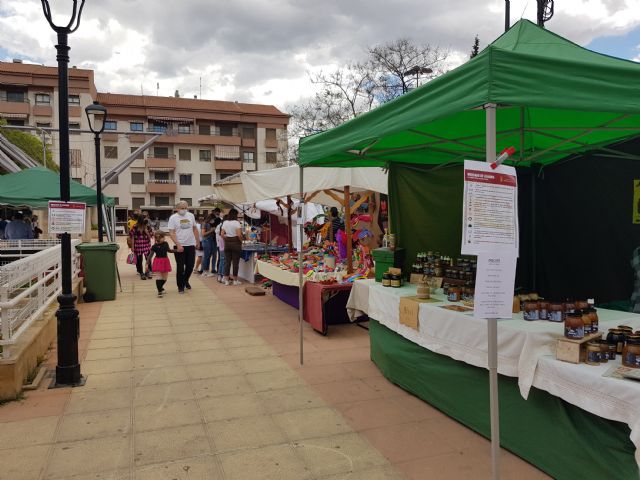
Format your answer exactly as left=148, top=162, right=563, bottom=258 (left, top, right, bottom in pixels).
left=76, top=242, right=119, bottom=301
left=372, top=247, right=406, bottom=282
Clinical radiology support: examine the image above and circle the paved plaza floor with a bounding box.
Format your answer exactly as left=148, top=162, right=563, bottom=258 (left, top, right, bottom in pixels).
left=0, top=245, right=549, bottom=479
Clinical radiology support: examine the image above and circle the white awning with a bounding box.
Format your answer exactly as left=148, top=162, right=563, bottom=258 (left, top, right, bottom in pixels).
left=0, top=113, right=28, bottom=119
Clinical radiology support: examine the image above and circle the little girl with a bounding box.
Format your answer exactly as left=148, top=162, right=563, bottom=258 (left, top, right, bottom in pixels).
left=147, top=231, right=171, bottom=297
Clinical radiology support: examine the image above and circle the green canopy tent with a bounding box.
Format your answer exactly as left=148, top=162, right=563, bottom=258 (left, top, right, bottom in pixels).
left=298, top=19, right=640, bottom=480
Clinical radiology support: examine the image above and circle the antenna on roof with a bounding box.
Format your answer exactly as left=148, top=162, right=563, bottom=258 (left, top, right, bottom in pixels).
left=156, top=82, right=159, bottom=96
left=174, top=89, right=180, bottom=98
left=537, top=0, right=555, bottom=27
left=199, top=76, right=202, bottom=99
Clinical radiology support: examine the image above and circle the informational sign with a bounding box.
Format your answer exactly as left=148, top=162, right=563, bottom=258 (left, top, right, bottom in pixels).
left=461, top=160, right=519, bottom=255
left=48, top=201, right=86, bottom=234
left=473, top=252, right=517, bottom=319
left=633, top=180, right=640, bottom=224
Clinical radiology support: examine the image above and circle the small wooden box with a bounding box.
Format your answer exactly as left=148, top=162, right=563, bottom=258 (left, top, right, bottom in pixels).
left=556, top=332, right=602, bottom=364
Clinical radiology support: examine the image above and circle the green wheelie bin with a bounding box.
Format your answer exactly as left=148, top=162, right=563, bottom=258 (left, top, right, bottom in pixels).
left=76, top=242, right=119, bottom=301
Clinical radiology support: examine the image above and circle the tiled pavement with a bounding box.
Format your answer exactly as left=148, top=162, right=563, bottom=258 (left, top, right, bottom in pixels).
left=0, top=247, right=549, bottom=480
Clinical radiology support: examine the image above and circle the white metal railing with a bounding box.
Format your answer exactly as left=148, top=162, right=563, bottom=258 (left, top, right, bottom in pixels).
left=0, top=239, right=63, bottom=265
left=0, top=240, right=81, bottom=358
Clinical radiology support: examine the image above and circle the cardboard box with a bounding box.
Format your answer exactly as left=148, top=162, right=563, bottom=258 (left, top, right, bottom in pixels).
left=399, top=296, right=437, bottom=330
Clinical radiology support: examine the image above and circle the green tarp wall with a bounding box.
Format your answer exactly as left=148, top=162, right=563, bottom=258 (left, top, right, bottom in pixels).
left=370, top=319, right=638, bottom=480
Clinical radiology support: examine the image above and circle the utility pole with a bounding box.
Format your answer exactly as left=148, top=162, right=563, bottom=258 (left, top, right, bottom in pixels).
left=505, top=0, right=510, bottom=32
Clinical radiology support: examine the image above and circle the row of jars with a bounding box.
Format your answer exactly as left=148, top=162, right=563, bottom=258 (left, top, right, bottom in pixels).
left=606, top=327, right=640, bottom=368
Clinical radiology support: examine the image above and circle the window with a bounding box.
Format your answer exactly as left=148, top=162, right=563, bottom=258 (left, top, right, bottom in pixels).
left=104, top=120, right=117, bottom=131
left=218, top=173, right=234, bottom=180
left=198, top=124, right=211, bottom=135
left=199, top=150, right=211, bottom=162
left=155, top=196, right=170, bottom=206
left=154, top=171, right=169, bottom=181
left=218, top=124, right=234, bottom=136
left=130, top=147, right=143, bottom=160
left=265, top=128, right=277, bottom=146
left=110, top=174, right=119, bottom=184
left=132, top=197, right=145, bottom=210
left=154, top=147, right=169, bottom=158
left=70, top=149, right=82, bottom=167
left=35, top=93, right=50, bottom=105
left=179, top=174, right=192, bottom=185
left=113, top=197, right=120, bottom=205
left=243, top=151, right=255, bottom=163
left=266, top=152, right=277, bottom=164
left=68, top=95, right=80, bottom=105
left=178, top=124, right=191, bottom=134
left=241, top=127, right=256, bottom=139
left=104, top=146, right=118, bottom=159
left=69, top=122, right=80, bottom=135
left=6, top=91, right=25, bottom=102
left=7, top=119, right=24, bottom=126
left=36, top=122, right=51, bottom=128
left=72, top=177, right=82, bottom=184
left=178, top=149, right=191, bottom=161
left=130, top=122, right=143, bottom=132
left=150, top=122, right=166, bottom=133
left=180, top=198, right=192, bottom=206
left=131, top=172, right=145, bottom=184
left=200, top=174, right=212, bottom=186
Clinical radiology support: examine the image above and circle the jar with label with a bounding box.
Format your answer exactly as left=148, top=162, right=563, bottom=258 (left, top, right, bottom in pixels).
left=598, top=341, right=609, bottom=363
left=523, top=301, right=540, bottom=321
left=512, top=296, right=521, bottom=314
left=447, top=287, right=461, bottom=302
left=539, top=301, right=550, bottom=320
left=575, top=300, right=589, bottom=311
left=585, top=342, right=601, bottom=365
left=581, top=309, right=592, bottom=334
left=588, top=308, right=599, bottom=333
left=548, top=302, right=564, bottom=322
left=607, top=329, right=625, bottom=354
left=621, top=335, right=640, bottom=368
left=564, top=300, right=576, bottom=318
left=606, top=342, right=617, bottom=360
left=390, top=274, right=401, bottom=288
left=564, top=311, right=584, bottom=340
left=382, top=272, right=391, bottom=287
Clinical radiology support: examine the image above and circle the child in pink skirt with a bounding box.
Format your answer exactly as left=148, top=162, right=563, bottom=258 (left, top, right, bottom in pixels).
left=147, top=231, right=172, bottom=297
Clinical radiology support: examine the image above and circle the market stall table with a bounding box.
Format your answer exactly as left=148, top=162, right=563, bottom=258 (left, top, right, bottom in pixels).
left=237, top=243, right=288, bottom=284
left=303, top=281, right=352, bottom=335
left=347, top=279, right=640, bottom=478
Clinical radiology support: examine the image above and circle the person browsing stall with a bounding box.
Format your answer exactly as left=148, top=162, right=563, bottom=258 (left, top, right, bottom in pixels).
left=221, top=208, right=244, bottom=285
left=168, top=201, right=201, bottom=293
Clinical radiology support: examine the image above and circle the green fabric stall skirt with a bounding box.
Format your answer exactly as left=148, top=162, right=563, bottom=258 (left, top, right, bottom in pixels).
left=369, top=319, right=638, bottom=480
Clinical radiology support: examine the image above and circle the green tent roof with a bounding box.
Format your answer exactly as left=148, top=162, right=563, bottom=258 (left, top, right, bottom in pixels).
left=0, top=167, right=115, bottom=208
left=299, top=20, right=640, bottom=167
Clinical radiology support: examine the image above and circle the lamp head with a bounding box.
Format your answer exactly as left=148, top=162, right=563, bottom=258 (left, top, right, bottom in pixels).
left=85, top=101, right=107, bottom=134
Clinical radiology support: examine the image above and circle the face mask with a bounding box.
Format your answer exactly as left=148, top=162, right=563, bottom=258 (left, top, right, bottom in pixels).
left=178, top=209, right=187, bottom=216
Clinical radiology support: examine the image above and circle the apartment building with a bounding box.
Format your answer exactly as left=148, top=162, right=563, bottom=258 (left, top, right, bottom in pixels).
left=0, top=60, right=289, bottom=213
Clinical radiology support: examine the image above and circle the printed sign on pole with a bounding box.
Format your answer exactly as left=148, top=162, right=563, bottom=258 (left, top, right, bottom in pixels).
left=48, top=201, right=86, bottom=234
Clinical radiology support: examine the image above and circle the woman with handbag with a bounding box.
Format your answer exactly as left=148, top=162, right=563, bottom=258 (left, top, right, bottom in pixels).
left=128, top=216, right=153, bottom=280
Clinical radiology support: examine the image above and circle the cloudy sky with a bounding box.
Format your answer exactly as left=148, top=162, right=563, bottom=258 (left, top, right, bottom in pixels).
left=1, top=0, right=639, bottom=112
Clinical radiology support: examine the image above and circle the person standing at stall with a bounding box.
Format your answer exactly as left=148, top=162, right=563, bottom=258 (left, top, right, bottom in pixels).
left=201, top=213, right=220, bottom=277
left=221, top=208, right=244, bottom=286
left=168, top=201, right=201, bottom=293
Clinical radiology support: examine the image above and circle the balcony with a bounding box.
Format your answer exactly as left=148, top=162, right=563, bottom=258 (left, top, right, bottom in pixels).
left=265, top=137, right=278, bottom=148
left=102, top=132, right=118, bottom=142
left=32, top=105, right=53, bottom=117
left=128, top=133, right=147, bottom=143
left=147, top=179, right=177, bottom=193
left=130, top=183, right=146, bottom=193
left=215, top=159, right=242, bottom=171
left=241, top=137, right=256, bottom=148
left=146, top=155, right=176, bottom=169
left=68, top=106, right=81, bottom=118
left=0, top=92, right=30, bottom=116
left=243, top=161, right=257, bottom=171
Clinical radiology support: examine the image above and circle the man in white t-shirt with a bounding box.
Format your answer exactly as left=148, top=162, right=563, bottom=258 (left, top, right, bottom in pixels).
left=167, top=201, right=201, bottom=293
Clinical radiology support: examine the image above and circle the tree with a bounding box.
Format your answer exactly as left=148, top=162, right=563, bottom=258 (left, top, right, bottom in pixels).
left=287, top=38, right=448, bottom=162
left=470, top=35, right=480, bottom=59
left=0, top=120, right=58, bottom=171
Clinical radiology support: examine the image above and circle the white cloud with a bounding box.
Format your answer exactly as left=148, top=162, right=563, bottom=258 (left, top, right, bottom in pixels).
left=1, top=0, right=639, bottom=112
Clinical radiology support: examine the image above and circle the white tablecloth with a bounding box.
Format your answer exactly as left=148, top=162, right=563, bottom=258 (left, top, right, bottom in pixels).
left=348, top=278, right=640, bottom=467
left=254, top=260, right=301, bottom=287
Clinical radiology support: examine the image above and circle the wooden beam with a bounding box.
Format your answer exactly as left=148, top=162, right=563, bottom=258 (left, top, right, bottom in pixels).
left=344, top=186, right=353, bottom=274
left=323, top=189, right=345, bottom=206
left=350, top=192, right=371, bottom=212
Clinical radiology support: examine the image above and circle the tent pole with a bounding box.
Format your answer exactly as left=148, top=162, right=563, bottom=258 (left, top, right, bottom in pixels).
left=287, top=195, right=293, bottom=253
left=531, top=168, right=537, bottom=291
left=485, top=103, right=501, bottom=480
left=298, top=167, right=305, bottom=366
left=345, top=186, right=353, bottom=274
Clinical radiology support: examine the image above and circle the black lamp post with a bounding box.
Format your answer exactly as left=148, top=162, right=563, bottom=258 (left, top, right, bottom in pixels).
left=85, top=101, right=107, bottom=242
left=41, top=0, right=86, bottom=387
left=402, top=66, right=433, bottom=93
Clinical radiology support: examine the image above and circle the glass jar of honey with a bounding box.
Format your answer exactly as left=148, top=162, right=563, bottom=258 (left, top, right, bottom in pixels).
left=585, top=341, right=600, bottom=365
left=581, top=309, right=592, bottom=334
left=523, top=301, right=540, bottom=321
left=607, top=329, right=626, bottom=354
left=564, top=311, right=584, bottom=340
left=382, top=272, right=391, bottom=287
left=548, top=302, right=564, bottom=322
left=447, top=287, right=461, bottom=302
left=621, top=335, right=640, bottom=368
left=539, top=301, right=550, bottom=320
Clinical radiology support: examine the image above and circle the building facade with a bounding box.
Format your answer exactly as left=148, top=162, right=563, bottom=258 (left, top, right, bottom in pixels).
left=0, top=60, right=289, bottom=212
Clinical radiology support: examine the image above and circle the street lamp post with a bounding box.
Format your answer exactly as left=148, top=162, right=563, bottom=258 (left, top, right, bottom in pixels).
left=41, top=0, right=86, bottom=387
left=402, top=66, right=433, bottom=93
left=85, top=101, right=107, bottom=242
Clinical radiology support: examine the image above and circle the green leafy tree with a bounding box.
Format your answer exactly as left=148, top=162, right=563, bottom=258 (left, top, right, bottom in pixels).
left=470, top=35, right=480, bottom=59
left=0, top=119, right=58, bottom=171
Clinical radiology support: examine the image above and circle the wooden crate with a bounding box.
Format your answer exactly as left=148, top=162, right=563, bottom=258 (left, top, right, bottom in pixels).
left=556, top=332, right=602, bottom=364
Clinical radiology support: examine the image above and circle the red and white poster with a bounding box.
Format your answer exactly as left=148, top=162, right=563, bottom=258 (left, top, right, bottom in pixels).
left=48, top=201, right=86, bottom=234
left=461, top=160, right=519, bottom=256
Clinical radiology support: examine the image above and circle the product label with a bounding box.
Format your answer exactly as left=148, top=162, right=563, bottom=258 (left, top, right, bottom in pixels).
left=624, top=352, right=637, bottom=367
left=523, top=310, right=539, bottom=321
left=587, top=350, right=600, bottom=363
left=540, top=308, right=548, bottom=320
left=548, top=311, right=563, bottom=322
left=565, top=326, right=584, bottom=339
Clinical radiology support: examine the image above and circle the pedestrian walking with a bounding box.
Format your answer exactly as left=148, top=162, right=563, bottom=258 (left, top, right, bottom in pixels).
left=201, top=213, right=220, bottom=276
left=221, top=208, right=244, bottom=286
left=167, top=201, right=200, bottom=293
left=128, top=216, right=153, bottom=280
left=215, top=215, right=226, bottom=283
left=147, top=231, right=172, bottom=297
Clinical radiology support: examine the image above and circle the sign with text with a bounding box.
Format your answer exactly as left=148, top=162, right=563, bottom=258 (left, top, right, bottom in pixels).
left=461, top=160, right=519, bottom=255
left=48, top=201, right=86, bottom=234
left=473, top=252, right=517, bottom=319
